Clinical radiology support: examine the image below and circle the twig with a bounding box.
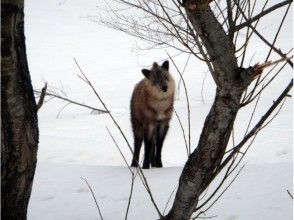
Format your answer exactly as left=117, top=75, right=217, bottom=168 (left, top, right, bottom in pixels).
left=106, top=127, right=133, bottom=174
left=234, top=0, right=293, bottom=31
left=167, top=52, right=191, bottom=155
left=177, top=52, right=192, bottom=100
left=264, top=2, right=292, bottom=62
left=234, top=0, right=293, bottom=68
left=244, top=82, right=263, bottom=136
left=34, top=90, right=109, bottom=114
left=106, top=127, right=141, bottom=220
left=217, top=79, right=293, bottom=178
left=163, top=188, right=176, bottom=215
left=81, top=177, right=104, bottom=220
left=56, top=102, right=72, bottom=118
left=193, top=165, right=245, bottom=219
left=36, top=82, right=47, bottom=111
left=174, top=109, right=189, bottom=157
left=125, top=174, right=135, bottom=220
left=287, top=190, right=293, bottom=199
left=201, top=71, right=208, bottom=104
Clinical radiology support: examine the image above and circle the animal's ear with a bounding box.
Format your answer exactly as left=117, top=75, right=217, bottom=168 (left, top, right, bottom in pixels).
left=161, top=60, right=169, bottom=71
left=142, top=69, right=151, bottom=78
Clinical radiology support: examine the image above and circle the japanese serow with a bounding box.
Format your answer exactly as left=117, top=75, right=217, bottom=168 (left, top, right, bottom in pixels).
left=130, top=60, right=175, bottom=169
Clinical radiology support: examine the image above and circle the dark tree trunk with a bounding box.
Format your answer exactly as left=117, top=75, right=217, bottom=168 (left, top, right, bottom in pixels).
left=165, top=1, right=256, bottom=219
left=1, top=0, right=39, bottom=219
left=165, top=89, right=242, bottom=219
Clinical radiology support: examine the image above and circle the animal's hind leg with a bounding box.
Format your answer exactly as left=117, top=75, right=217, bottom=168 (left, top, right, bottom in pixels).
left=155, top=122, right=169, bottom=167
left=131, top=134, right=143, bottom=167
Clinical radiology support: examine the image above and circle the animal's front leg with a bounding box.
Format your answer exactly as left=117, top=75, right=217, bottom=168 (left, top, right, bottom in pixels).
left=131, top=135, right=143, bottom=167
left=155, top=122, right=169, bottom=167
left=150, top=144, right=157, bottom=167
left=143, top=125, right=156, bottom=169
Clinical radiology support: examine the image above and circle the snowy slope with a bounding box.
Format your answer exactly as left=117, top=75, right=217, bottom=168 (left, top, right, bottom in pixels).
left=25, top=0, right=293, bottom=219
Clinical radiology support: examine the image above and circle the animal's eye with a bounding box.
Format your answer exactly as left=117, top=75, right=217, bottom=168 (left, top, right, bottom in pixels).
left=165, top=76, right=168, bottom=80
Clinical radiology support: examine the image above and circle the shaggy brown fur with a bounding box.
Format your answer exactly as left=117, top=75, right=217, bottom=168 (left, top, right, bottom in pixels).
left=130, top=61, right=175, bottom=169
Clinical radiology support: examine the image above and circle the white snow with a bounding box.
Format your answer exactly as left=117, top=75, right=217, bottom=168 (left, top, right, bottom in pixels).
left=25, top=0, right=293, bottom=219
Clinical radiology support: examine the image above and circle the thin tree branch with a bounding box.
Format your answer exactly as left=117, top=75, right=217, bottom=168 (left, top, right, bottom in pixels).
left=163, top=188, right=176, bottom=215
left=287, top=190, right=293, bottom=199
left=81, top=177, right=104, bottom=220
left=193, top=165, right=245, bottom=219
left=217, top=79, right=293, bottom=177
left=235, top=0, right=293, bottom=31
left=34, top=90, right=109, bottom=114
left=36, top=82, right=47, bottom=111
left=125, top=174, right=135, bottom=220
left=167, top=52, right=191, bottom=155
left=106, top=127, right=133, bottom=174
left=234, top=0, right=293, bottom=68
left=174, top=109, right=189, bottom=157
left=264, top=2, right=292, bottom=62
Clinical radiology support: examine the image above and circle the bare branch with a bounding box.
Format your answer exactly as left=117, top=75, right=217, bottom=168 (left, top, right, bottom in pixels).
left=163, top=188, right=176, bottom=215
left=174, top=109, right=189, bottom=157
left=56, top=103, right=72, bottom=118
left=287, top=190, right=293, bottom=200
left=227, top=0, right=234, bottom=39
left=235, top=0, right=293, bottom=31
left=194, top=165, right=246, bottom=219
left=36, top=82, right=47, bottom=111
left=34, top=90, right=109, bottom=114
left=201, top=70, right=208, bottom=104
left=217, top=79, right=293, bottom=177
left=125, top=174, right=135, bottom=220
left=264, top=2, right=292, bottom=62
left=167, top=52, right=191, bottom=155
left=81, top=177, right=104, bottom=220
left=234, top=0, right=293, bottom=68
left=106, top=127, right=133, bottom=174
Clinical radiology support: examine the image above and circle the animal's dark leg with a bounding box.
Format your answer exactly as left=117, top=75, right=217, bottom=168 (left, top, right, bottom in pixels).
left=143, top=137, right=153, bottom=169
left=155, top=122, right=169, bottom=168
left=131, top=134, right=143, bottom=167
left=143, top=125, right=155, bottom=169
left=150, top=144, right=156, bottom=167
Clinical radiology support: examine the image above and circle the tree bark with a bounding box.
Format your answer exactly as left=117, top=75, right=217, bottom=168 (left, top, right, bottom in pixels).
left=1, top=1, right=39, bottom=219
left=165, top=89, right=242, bottom=219
left=165, top=1, right=255, bottom=219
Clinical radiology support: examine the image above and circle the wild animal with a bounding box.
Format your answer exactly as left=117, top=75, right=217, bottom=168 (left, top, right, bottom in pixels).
left=130, top=60, right=175, bottom=169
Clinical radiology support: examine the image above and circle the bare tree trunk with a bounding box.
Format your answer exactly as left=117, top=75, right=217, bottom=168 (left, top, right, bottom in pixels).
left=165, top=2, right=254, bottom=219
left=1, top=0, right=39, bottom=219
left=165, top=90, right=242, bottom=219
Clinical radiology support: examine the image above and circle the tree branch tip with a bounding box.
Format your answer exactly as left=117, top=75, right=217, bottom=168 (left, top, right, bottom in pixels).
left=36, top=82, right=48, bottom=111
left=251, top=56, right=292, bottom=78
left=287, top=189, right=293, bottom=199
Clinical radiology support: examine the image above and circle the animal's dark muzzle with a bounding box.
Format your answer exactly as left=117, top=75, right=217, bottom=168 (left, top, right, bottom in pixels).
left=161, top=85, right=168, bottom=92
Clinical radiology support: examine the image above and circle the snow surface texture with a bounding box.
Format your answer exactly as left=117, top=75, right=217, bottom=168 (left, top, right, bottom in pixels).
left=25, top=0, right=293, bottom=219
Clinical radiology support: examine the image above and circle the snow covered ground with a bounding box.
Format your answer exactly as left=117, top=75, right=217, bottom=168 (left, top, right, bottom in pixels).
left=25, top=0, right=293, bottom=219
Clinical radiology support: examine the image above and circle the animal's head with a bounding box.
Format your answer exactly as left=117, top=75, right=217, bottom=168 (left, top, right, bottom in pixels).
left=142, top=60, right=171, bottom=93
